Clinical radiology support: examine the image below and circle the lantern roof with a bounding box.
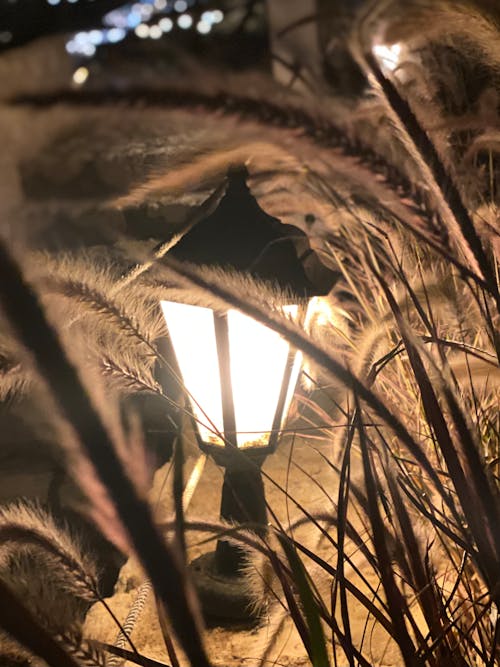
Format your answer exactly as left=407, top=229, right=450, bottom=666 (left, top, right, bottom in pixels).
left=169, top=168, right=337, bottom=299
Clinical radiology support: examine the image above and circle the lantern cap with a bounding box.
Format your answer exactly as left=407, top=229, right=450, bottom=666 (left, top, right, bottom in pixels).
left=169, top=168, right=338, bottom=299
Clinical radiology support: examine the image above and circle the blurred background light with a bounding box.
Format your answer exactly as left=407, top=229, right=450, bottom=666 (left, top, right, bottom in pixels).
left=148, top=24, right=162, bottom=38
left=159, top=17, right=173, bottom=32
left=1, top=0, right=232, bottom=58
left=177, top=13, right=192, bottom=29
left=196, top=20, right=210, bottom=34
left=134, top=22, right=149, bottom=38
left=173, top=0, right=187, bottom=12
left=72, top=65, right=89, bottom=84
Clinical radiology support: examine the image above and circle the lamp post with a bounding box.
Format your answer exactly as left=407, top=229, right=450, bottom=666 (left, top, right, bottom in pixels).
left=160, top=169, right=336, bottom=621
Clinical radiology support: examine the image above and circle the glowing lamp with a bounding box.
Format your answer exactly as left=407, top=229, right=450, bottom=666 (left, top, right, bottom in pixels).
left=160, top=301, right=303, bottom=453
left=160, top=169, right=337, bottom=620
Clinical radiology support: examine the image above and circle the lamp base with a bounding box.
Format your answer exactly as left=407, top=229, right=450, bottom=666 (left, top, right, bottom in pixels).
left=190, top=551, right=259, bottom=625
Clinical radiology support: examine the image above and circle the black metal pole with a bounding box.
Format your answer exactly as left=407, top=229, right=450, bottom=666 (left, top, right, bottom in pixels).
left=215, top=460, right=268, bottom=576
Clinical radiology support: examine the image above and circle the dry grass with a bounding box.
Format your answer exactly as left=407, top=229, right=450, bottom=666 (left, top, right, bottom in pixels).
left=0, top=1, right=499, bottom=665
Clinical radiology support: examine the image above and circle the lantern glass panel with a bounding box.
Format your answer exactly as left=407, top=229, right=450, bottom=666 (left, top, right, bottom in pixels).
left=283, top=345, right=303, bottom=431
left=227, top=306, right=298, bottom=447
left=160, top=301, right=225, bottom=446
left=161, top=301, right=303, bottom=449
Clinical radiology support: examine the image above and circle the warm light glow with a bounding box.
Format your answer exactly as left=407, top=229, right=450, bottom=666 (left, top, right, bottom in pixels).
left=148, top=24, right=163, bottom=39
left=160, top=302, right=303, bottom=448
left=305, top=296, right=330, bottom=328
left=228, top=306, right=298, bottom=446
left=160, top=302, right=224, bottom=446
left=373, top=43, right=401, bottom=71
left=72, top=66, right=89, bottom=85
left=135, top=23, right=149, bottom=38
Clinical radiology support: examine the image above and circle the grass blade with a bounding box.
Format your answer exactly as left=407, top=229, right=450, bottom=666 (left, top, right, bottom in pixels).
left=0, top=239, right=211, bottom=667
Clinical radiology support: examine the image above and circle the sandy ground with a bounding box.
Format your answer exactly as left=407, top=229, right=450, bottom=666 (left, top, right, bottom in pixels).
left=83, top=436, right=404, bottom=667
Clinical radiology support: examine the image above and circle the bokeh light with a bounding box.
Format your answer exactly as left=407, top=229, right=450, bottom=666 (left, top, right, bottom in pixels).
left=64, top=0, right=225, bottom=58
left=72, top=65, right=89, bottom=85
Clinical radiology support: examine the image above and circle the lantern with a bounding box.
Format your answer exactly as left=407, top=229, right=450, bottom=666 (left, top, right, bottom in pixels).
left=160, top=169, right=337, bottom=620
left=159, top=301, right=304, bottom=454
